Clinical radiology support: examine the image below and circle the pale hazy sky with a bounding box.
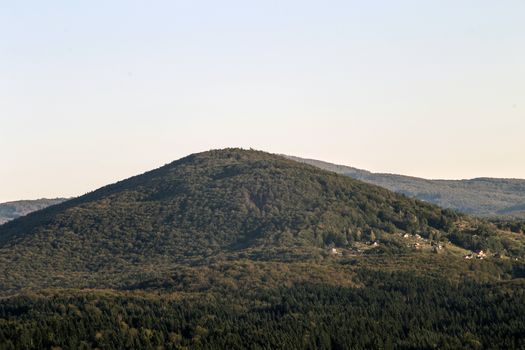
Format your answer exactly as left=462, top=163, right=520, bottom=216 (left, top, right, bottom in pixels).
left=1, top=1, right=524, bottom=202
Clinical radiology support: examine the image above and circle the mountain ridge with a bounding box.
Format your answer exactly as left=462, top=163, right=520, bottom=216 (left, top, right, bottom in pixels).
left=4, top=154, right=524, bottom=225
left=0, top=198, right=67, bottom=225
left=285, top=155, right=525, bottom=218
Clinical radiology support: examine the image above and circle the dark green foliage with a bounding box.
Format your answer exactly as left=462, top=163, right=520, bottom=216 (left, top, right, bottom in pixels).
left=491, top=219, right=525, bottom=234
left=449, top=223, right=498, bottom=252
left=1, top=272, right=524, bottom=350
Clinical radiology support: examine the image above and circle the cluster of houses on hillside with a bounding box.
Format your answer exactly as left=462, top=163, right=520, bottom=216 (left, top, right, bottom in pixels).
left=399, top=232, right=447, bottom=252
left=464, top=250, right=487, bottom=260
left=327, top=232, right=509, bottom=262
left=329, top=242, right=379, bottom=257
left=401, top=233, right=429, bottom=242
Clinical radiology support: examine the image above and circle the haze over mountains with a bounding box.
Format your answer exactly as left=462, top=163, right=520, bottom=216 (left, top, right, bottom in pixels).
left=0, top=198, right=67, bottom=225
left=286, top=156, right=525, bottom=219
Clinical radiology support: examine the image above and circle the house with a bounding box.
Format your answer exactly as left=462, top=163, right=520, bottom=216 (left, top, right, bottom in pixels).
left=330, top=248, right=343, bottom=257
left=403, top=233, right=410, bottom=239
left=476, top=250, right=487, bottom=259
left=415, top=234, right=422, bottom=240
left=464, top=254, right=474, bottom=260
left=372, top=241, right=379, bottom=247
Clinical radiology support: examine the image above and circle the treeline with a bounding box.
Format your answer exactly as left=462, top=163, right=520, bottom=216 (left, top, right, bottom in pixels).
left=491, top=219, right=525, bottom=234
left=1, top=271, right=524, bottom=349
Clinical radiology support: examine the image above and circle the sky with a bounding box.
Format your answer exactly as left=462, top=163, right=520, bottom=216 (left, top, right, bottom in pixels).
left=1, top=1, right=524, bottom=202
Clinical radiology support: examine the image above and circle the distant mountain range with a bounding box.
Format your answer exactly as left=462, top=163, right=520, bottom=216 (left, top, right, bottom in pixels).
left=0, top=198, right=67, bottom=225
left=285, top=156, right=525, bottom=219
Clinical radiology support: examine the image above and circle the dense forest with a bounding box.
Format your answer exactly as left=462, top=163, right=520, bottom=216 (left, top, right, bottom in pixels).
left=1, top=271, right=525, bottom=349
left=491, top=218, right=525, bottom=234
left=1, top=149, right=524, bottom=348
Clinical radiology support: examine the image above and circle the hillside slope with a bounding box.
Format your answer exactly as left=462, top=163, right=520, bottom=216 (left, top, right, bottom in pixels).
left=286, top=156, right=525, bottom=218
left=0, top=148, right=512, bottom=293
left=0, top=198, right=67, bottom=225
left=1, top=149, right=525, bottom=349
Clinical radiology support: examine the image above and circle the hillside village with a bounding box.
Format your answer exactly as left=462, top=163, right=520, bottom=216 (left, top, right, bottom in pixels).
left=328, top=231, right=511, bottom=263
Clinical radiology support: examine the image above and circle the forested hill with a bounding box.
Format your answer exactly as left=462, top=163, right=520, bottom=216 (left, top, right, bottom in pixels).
left=2, top=149, right=525, bottom=349
left=0, top=198, right=67, bottom=225
left=286, top=155, right=525, bottom=218
left=0, top=148, right=522, bottom=294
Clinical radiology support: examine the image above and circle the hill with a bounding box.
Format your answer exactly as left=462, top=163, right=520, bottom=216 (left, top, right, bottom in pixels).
left=1, top=149, right=525, bottom=349
left=0, top=148, right=474, bottom=291
left=0, top=198, right=67, bottom=225
left=285, top=155, right=525, bottom=218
